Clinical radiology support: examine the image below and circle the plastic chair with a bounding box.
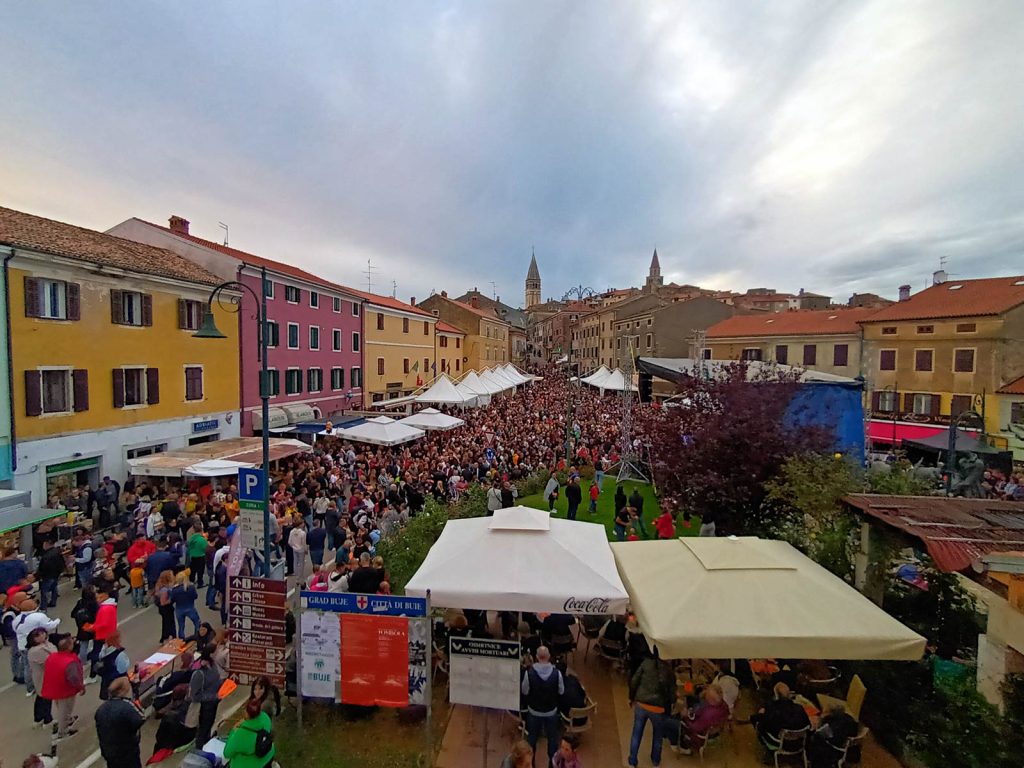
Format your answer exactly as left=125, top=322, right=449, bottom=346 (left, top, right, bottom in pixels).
left=770, top=727, right=809, bottom=768
left=596, top=637, right=625, bottom=669
left=817, top=674, right=866, bottom=721
left=843, top=726, right=870, bottom=765
left=560, top=696, right=597, bottom=735
left=549, top=631, right=576, bottom=657
left=698, top=724, right=725, bottom=764
left=578, top=616, right=603, bottom=658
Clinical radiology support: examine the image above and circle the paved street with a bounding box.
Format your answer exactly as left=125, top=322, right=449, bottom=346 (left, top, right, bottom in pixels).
left=0, top=567, right=306, bottom=768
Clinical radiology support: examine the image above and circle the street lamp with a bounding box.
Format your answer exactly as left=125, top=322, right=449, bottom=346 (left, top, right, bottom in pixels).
left=194, top=266, right=272, bottom=572
left=945, top=409, right=985, bottom=496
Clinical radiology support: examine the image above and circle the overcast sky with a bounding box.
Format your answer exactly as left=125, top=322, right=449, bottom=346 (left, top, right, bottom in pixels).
left=2, top=1, right=1023, bottom=306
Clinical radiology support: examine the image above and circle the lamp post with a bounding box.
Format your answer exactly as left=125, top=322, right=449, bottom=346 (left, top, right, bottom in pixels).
left=945, top=408, right=985, bottom=496
left=194, top=266, right=272, bottom=571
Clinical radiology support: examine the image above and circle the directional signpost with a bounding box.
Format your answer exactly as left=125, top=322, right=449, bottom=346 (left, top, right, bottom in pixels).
left=227, top=575, right=286, bottom=686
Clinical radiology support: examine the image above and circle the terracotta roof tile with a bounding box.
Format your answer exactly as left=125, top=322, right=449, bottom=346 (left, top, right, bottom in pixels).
left=346, top=287, right=433, bottom=317
left=450, top=298, right=509, bottom=323
left=707, top=308, right=878, bottom=338
left=133, top=218, right=362, bottom=297
left=0, top=207, right=221, bottom=285
left=863, top=276, right=1024, bottom=322
left=435, top=320, right=466, bottom=335
left=998, top=375, right=1024, bottom=395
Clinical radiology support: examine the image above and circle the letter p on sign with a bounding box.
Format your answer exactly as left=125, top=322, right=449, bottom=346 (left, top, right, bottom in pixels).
left=238, top=467, right=266, bottom=503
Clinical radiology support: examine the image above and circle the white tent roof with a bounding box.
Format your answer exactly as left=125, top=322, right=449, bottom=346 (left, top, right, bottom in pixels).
left=477, top=369, right=511, bottom=394
left=500, top=364, right=531, bottom=384
left=595, top=368, right=637, bottom=392
left=580, top=366, right=611, bottom=386
left=398, top=407, right=466, bottom=431
left=612, top=537, right=925, bottom=660
left=489, top=367, right=520, bottom=388
left=183, top=459, right=257, bottom=477
left=455, top=371, right=490, bottom=406
left=406, top=506, right=630, bottom=614
left=414, top=374, right=469, bottom=405
left=331, top=416, right=426, bottom=447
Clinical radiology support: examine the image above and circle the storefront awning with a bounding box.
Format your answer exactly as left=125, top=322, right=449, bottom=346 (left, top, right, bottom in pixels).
left=251, top=407, right=289, bottom=432
left=127, top=437, right=310, bottom=477
left=867, top=420, right=978, bottom=445
left=281, top=403, right=316, bottom=424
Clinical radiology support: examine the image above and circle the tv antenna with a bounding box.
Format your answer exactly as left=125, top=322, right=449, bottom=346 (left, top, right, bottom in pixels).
left=391, top=280, right=398, bottom=298
left=489, top=281, right=498, bottom=300
left=218, top=222, right=229, bottom=246
left=363, top=259, right=378, bottom=293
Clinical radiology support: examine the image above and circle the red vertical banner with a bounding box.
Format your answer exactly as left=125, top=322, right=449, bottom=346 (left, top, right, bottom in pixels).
left=339, top=614, right=409, bottom=706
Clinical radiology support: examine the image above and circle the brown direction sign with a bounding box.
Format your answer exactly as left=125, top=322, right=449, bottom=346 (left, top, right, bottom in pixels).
left=227, top=576, right=287, bottom=686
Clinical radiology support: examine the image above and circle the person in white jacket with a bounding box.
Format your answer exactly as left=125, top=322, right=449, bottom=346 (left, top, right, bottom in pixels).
left=288, top=517, right=308, bottom=580
left=13, top=598, right=60, bottom=695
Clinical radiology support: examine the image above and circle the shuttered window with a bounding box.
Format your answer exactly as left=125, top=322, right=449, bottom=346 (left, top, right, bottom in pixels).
left=113, top=367, right=158, bottom=407
left=24, top=278, right=79, bottom=320
left=178, top=299, right=202, bottom=330
left=25, top=369, right=82, bottom=415
left=111, top=290, right=152, bottom=326
left=954, top=348, right=975, bottom=373
left=775, top=345, right=788, bottom=364
left=185, top=367, right=204, bottom=401
left=914, top=349, right=933, bottom=372
left=879, top=350, right=896, bottom=370
left=833, top=344, right=849, bottom=366
left=331, top=368, right=344, bottom=390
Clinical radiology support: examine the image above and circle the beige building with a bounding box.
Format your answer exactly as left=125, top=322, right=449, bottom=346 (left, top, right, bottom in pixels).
left=706, top=308, right=876, bottom=377
left=434, top=321, right=467, bottom=379
left=418, top=292, right=510, bottom=371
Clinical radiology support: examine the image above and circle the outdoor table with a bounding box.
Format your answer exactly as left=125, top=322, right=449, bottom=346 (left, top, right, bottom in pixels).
left=135, top=638, right=195, bottom=703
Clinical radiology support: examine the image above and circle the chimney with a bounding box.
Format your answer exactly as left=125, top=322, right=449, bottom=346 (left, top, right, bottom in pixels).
left=440, top=290, right=448, bottom=298
left=409, top=296, right=416, bottom=306
left=932, top=269, right=947, bottom=285
left=168, top=215, right=190, bottom=235
left=470, top=296, right=480, bottom=309
left=898, top=284, right=911, bottom=302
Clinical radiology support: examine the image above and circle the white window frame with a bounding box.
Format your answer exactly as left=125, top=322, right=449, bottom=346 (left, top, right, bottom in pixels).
left=333, top=297, right=342, bottom=313
left=122, top=292, right=143, bottom=327
left=287, top=322, right=300, bottom=350
left=266, top=320, right=279, bottom=348
left=352, top=331, right=360, bottom=352
left=39, top=365, right=73, bottom=415
left=351, top=367, right=362, bottom=389
left=40, top=279, right=68, bottom=320
left=263, top=279, right=275, bottom=299
left=331, top=367, right=344, bottom=390
left=332, top=329, right=342, bottom=352
left=352, top=303, right=360, bottom=317
left=309, top=325, right=320, bottom=351
left=265, top=367, right=280, bottom=396
left=121, top=366, right=147, bottom=408
left=285, top=285, right=301, bottom=304
left=878, top=390, right=898, bottom=412
left=309, top=291, right=319, bottom=309
left=879, top=348, right=897, bottom=371
left=285, top=367, right=302, bottom=395
left=912, top=393, right=933, bottom=415
left=184, top=364, right=204, bottom=402
left=181, top=299, right=202, bottom=331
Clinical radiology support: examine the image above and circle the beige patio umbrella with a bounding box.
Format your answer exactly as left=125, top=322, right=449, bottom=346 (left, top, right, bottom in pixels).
left=611, top=537, right=925, bottom=660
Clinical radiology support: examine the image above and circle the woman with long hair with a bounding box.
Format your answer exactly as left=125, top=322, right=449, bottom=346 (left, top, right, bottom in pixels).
left=70, top=584, right=98, bottom=679
left=154, top=570, right=177, bottom=643
left=250, top=675, right=282, bottom=718
left=171, top=571, right=201, bottom=639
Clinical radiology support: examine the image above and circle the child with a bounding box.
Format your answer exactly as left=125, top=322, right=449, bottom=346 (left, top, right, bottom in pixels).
left=654, top=509, right=676, bottom=540
left=588, top=482, right=599, bottom=514
left=129, top=558, right=146, bottom=608
left=553, top=734, right=583, bottom=768
left=626, top=527, right=639, bottom=542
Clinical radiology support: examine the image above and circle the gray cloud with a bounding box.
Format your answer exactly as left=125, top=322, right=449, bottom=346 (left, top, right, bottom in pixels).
left=1, top=0, right=1022, bottom=305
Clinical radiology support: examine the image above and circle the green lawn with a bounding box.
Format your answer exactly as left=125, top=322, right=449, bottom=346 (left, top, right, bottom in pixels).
left=518, top=476, right=699, bottom=540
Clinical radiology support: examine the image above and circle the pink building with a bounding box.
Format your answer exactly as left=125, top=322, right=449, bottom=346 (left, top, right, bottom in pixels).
left=107, top=216, right=364, bottom=434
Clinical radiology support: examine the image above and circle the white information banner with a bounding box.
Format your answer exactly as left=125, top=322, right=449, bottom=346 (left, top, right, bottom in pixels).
left=238, top=508, right=265, bottom=551
left=449, top=637, right=521, bottom=710
left=300, top=610, right=340, bottom=699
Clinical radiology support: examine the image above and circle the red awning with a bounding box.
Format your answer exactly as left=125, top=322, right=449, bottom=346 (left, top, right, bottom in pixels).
left=867, top=420, right=977, bottom=445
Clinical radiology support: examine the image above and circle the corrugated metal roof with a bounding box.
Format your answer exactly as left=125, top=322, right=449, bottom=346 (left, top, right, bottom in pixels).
left=844, top=494, right=1024, bottom=572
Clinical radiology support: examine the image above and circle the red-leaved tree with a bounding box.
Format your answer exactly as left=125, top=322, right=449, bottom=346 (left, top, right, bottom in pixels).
left=643, top=361, right=833, bottom=534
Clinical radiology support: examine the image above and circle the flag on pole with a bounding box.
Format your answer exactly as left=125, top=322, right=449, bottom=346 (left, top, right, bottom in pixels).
left=411, top=361, right=419, bottom=372
left=431, top=362, right=437, bottom=373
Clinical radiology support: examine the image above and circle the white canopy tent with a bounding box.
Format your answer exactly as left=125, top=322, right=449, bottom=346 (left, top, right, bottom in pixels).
left=406, top=506, right=630, bottom=615
left=327, top=416, right=426, bottom=447
left=488, top=366, right=520, bottom=389
left=594, top=368, right=637, bottom=392
left=183, top=459, right=257, bottom=477
left=580, top=366, right=611, bottom=387
left=398, top=407, right=466, bottom=431
left=498, top=364, right=527, bottom=385
left=455, top=371, right=491, bottom=407
left=611, top=537, right=926, bottom=660
left=477, top=369, right=512, bottom=394
left=414, top=374, right=469, bottom=406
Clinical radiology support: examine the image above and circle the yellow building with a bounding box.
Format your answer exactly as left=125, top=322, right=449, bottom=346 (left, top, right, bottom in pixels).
left=861, top=275, right=1024, bottom=456
left=351, top=291, right=437, bottom=404
left=1, top=206, right=240, bottom=504
left=435, top=321, right=467, bottom=379
left=417, top=292, right=510, bottom=372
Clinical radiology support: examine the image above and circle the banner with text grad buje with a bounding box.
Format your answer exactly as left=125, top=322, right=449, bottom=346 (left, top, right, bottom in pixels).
left=300, top=611, right=340, bottom=699
left=340, top=614, right=409, bottom=707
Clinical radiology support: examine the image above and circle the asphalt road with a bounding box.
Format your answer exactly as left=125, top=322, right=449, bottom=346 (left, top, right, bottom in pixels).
left=1, top=563, right=308, bottom=768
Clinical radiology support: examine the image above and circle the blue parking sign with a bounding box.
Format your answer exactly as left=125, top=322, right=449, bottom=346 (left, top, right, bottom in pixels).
left=238, top=467, right=266, bottom=503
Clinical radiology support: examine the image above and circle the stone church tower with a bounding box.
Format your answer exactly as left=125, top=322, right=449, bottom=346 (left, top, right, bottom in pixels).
left=525, top=250, right=541, bottom=308
left=643, top=248, right=664, bottom=293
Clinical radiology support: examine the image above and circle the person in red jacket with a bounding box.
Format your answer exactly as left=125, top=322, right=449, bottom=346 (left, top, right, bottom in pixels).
left=654, top=510, right=676, bottom=540
left=42, top=635, right=85, bottom=739
left=87, top=590, right=118, bottom=679
left=126, top=538, right=155, bottom=571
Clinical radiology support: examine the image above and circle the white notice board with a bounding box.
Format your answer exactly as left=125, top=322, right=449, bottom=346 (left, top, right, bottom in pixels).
left=449, top=637, right=521, bottom=710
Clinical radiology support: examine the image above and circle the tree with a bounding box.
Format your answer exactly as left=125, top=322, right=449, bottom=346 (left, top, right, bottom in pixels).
left=646, top=361, right=833, bottom=533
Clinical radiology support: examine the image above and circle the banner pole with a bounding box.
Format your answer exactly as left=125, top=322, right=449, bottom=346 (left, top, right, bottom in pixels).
left=296, top=590, right=304, bottom=732
left=482, top=708, right=489, bottom=768
left=425, top=589, right=434, bottom=767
